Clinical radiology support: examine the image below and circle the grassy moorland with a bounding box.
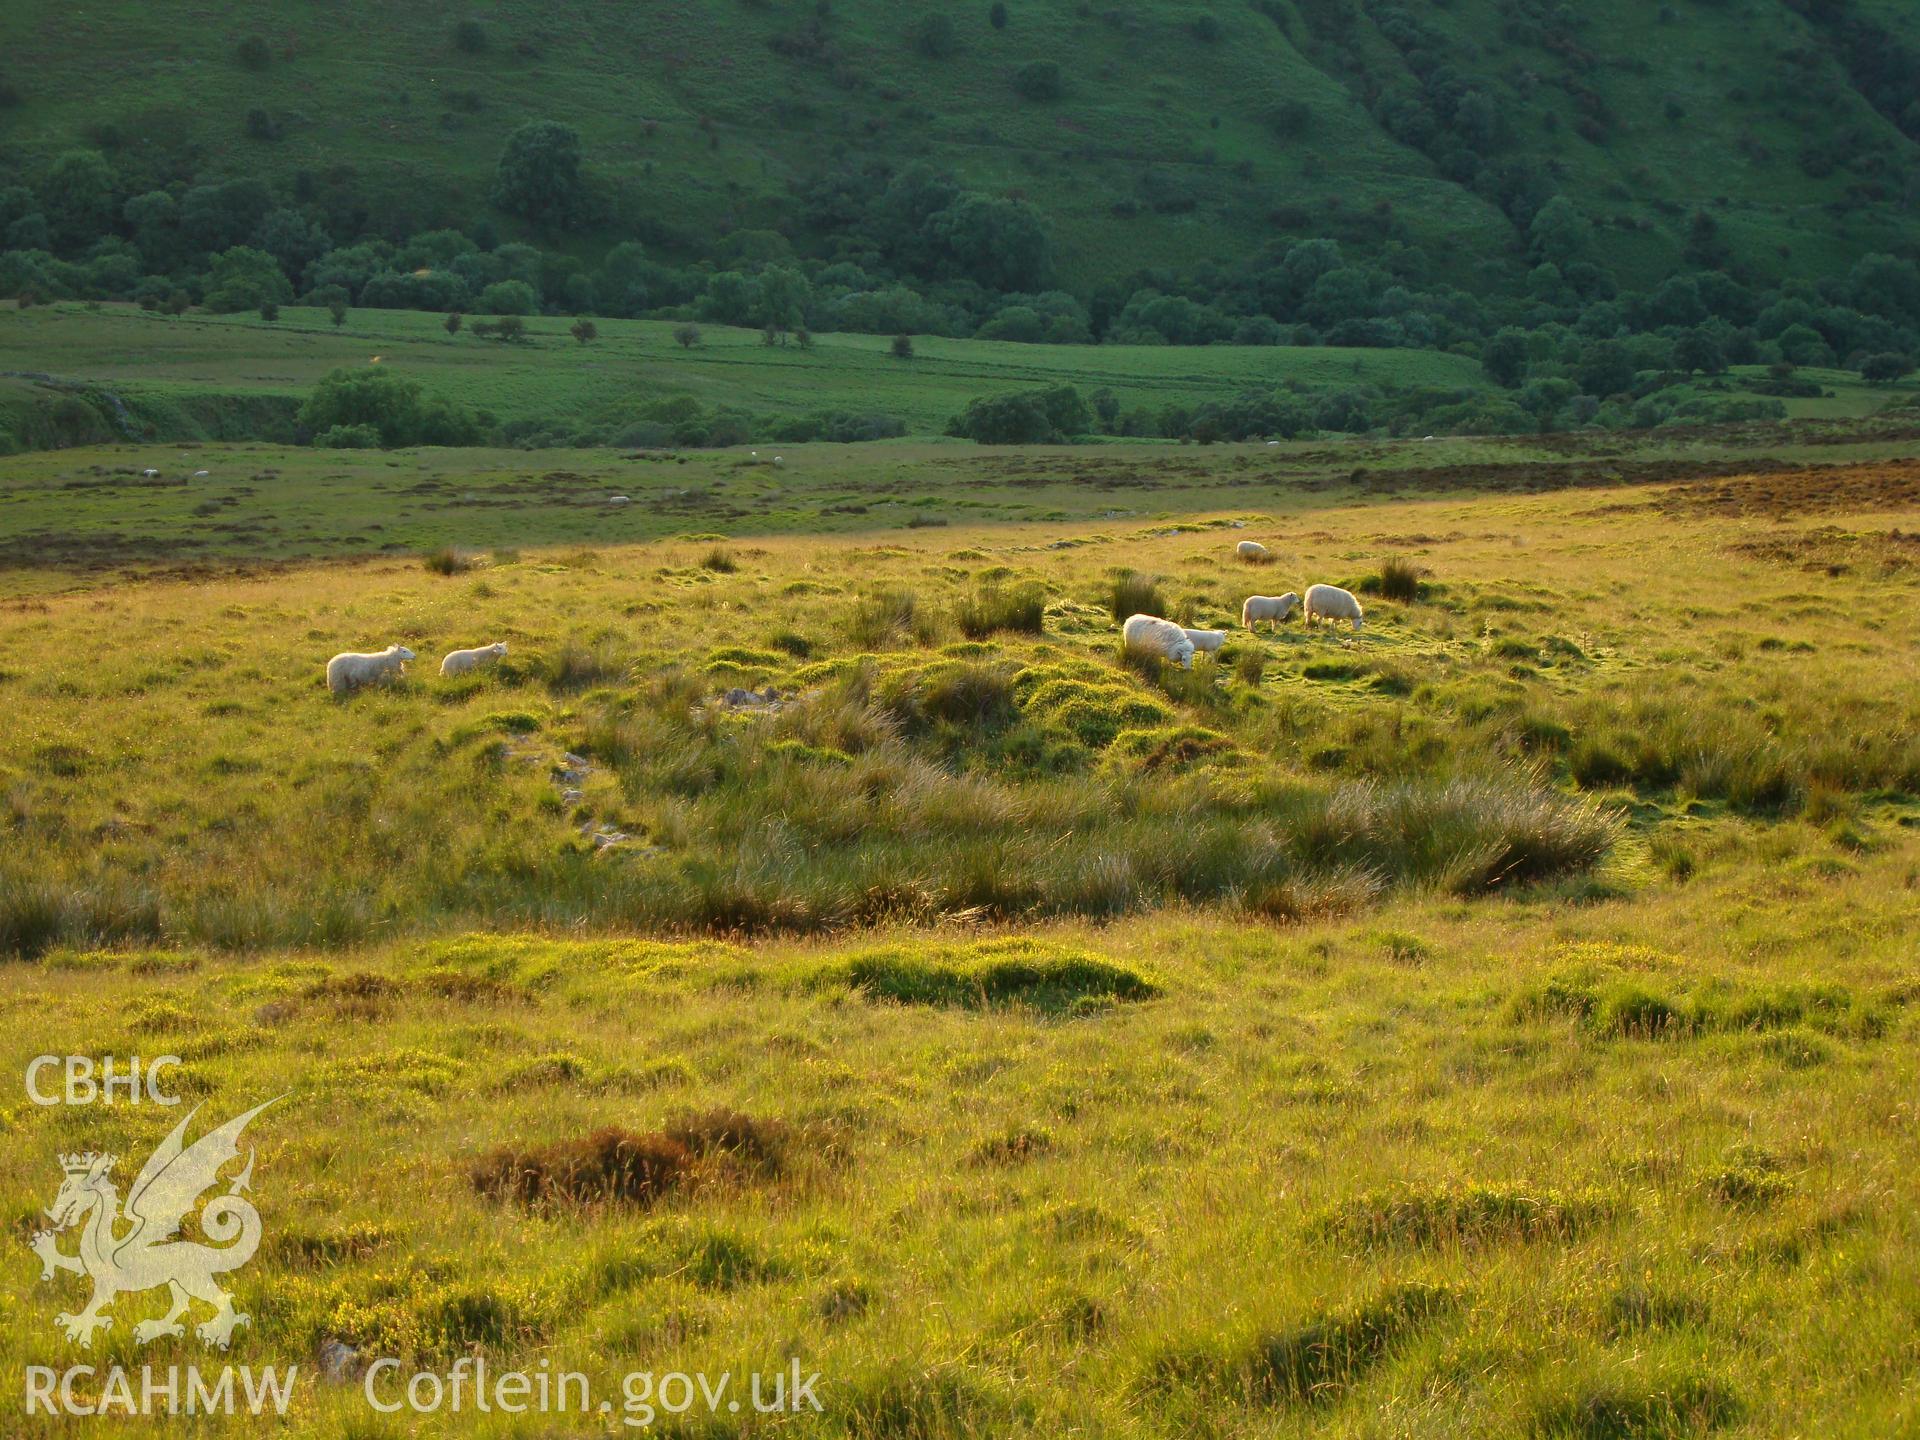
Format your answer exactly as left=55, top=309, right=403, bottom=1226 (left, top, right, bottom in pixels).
left=0, top=433, right=1917, bottom=1435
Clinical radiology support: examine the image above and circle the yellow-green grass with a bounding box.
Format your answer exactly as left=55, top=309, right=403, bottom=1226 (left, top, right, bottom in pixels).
left=2, top=447, right=1915, bottom=952
left=0, top=442, right=1916, bottom=1434
left=1, top=856, right=1916, bottom=1435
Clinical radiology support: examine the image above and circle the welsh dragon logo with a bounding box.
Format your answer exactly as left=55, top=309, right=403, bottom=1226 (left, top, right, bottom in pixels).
left=29, top=1097, right=281, bottom=1349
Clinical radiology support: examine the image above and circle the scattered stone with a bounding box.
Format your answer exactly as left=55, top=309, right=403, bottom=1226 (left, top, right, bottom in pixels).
left=318, top=1339, right=360, bottom=1384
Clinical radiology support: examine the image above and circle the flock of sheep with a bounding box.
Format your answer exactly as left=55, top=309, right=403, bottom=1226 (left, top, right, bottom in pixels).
left=1122, top=540, right=1364, bottom=671
left=325, top=641, right=506, bottom=693
left=322, top=540, right=1360, bottom=694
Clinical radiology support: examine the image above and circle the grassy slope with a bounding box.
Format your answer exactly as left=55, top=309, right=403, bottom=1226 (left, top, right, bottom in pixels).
left=4, top=303, right=1915, bottom=446
left=1, top=1, right=1915, bottom=289
left=0, top=441, right=1917, bottom=1433
left=0, top=301, right=1488, bottom=434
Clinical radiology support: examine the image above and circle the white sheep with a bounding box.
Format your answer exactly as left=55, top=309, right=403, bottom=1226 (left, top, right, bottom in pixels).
left=440, top=641, right=507, bottom=677
left=1182, top=627, right=1227, bottom=654
left=1241, top=593, right=1299, bottom=631
left=141, top=468, right=159, bottom=478
left=325, top=645, right=416, bottom=694
left=607, top=495, right=631, bottom=506
left=1304, top=583, right=1364, bottom=632
left=1123, top=614, right=1196, bottom=670
left=1236, top=540, right=1270, bottom=562
left=193, top=469, right=209, bottom=478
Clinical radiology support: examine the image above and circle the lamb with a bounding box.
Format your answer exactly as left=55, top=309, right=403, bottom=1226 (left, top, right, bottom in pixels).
left=1241, top=593, right=1299, bottom=631
left=440, top=641, right=508, bottom=677
left=325, top=645, right=416, bottom=694
left=1182, top=627, right=1227, bottom=654
left=1236, top=540, right=1270, bottom=562
left=1303, top=583, right=1364, bottom=632
left=1122, top=613, right=1196, bottom=670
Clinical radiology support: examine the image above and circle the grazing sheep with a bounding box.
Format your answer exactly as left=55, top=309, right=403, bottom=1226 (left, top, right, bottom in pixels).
left=440, top=641, right=507, bottom=677
left=325, top=645, right=416, bottom=694
left=1236, top=540, right=1270, bottom=562
left=1241, top=593, right=1299, bottom=631
left=1123, top=613, right=1196, bottom=670
left=607, top=495, right=631, bottom=506
left=141, top=468, right=160, bottom=478
left=1182, top=627, right=1227, bottom=654
left=1304, top=583, right=1364, bottom=632
left=193, top=469, right=209, bottom=478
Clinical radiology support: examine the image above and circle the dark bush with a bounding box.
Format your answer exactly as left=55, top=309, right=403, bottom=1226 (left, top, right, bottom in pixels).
left=1013, top=61, right=1063, bottom=101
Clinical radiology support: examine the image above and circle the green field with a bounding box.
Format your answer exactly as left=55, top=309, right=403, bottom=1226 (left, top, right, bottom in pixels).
left=4, top=303, right=1915, bottom=455
left=1, top=430, right=1918, bottom=1434
left=3, top=0, right=1917, bottom=290
left=0, top=301, right=1490, bottom=439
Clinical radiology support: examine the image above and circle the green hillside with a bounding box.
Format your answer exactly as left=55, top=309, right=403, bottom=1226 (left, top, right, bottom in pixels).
left=2, top=0, right=1917, bottom=292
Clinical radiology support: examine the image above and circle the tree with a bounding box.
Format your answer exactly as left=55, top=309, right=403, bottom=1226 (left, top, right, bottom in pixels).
left=794, top=328, right=814, bottom=351
left=947, top=384, right=1091, bottom=443
left=1775, top=323, right=1833, bottom=368
left=259, top=300, right=279, bottom=323
left=1481, top=328, right=1529, bottom=388
left=1673, top=328, right=1727, bottom=376
left=203, top=246, right=293, bottom=313
left=1012, top=61, right=1062, bottom=101
left=1576, top=339, right=1635, bottom=397
left=1528, top=196, right=1587, bottom=266
left=166, top=290, right=192, bottom=317
left=298, top=367, right=481, bottom=447
left=914, top=13, right=959, bottom=57
left=444, top=311, right=463, bottom=336
left=755, top=265, right=811, bottom=340
left=674, top=323, right=702, bottom=349
left=491, top=121, right=588, bottom=230
left=255, top=209, right=332, bottom=276
left=931, top=193, right=1049, bottom=291
left=570, top=318, right=598, bottom=345
left=329, top=300, right=348, bottom=328
left=471, top=315, right=528, bottom=343
left=891, top=333, right=915, bottom=360
left=1859, top=352, right=1914, bottom=384
left=1683, top=209, right=1731, bottom=271
left=478, top=279, right=538, bottom=315
left=39, top=149, right=116, bottom=251
left=990, top=2, right=1008, bottom=28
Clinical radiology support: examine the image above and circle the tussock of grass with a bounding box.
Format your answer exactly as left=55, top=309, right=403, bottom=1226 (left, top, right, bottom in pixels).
left=955, top=579, right=1047, bottom=638
left=1530, top=1376, right=1742, bottom=1439
left=1145, top=1283, right=1458, bottom=1408
left=812, top=937, right=1156, bottom=1013
left=1603, top=1285, right=1708, bottom=1338
left=1313, top=1184, right=1617, bottom=1250
left=1375, top=555, right=1424, bottom=602
left=472, top=1126, right=694, bottom=1210
left=542, top=638, right=631, bottom=691
left=1510, top=973, right=1883, bottom=1040
left=422, top=545, right=477, bottom=575
left=846, top=587, right=933, bottom=648
left=1108, top=569, right=1165, bottom=623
